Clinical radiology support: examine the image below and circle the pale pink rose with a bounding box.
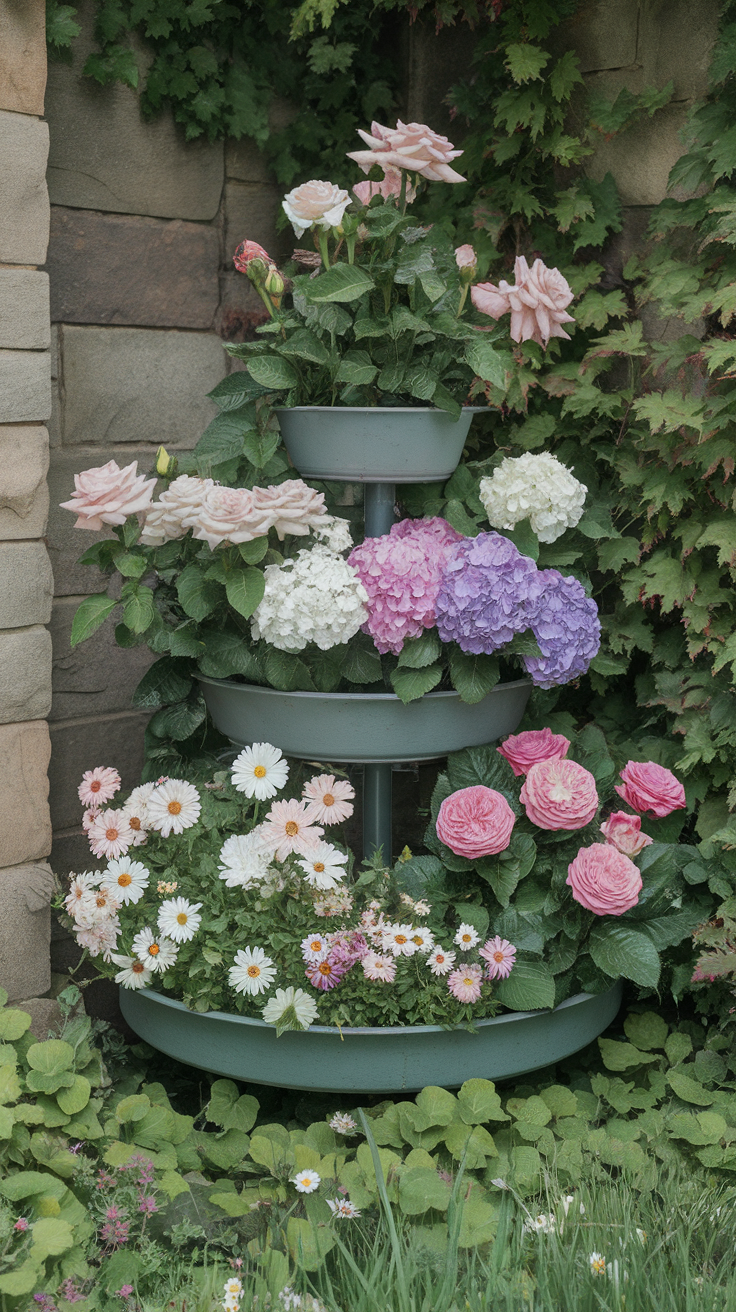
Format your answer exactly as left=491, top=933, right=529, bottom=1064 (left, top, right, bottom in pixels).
left=520, top=759, right=598, bottom=831
left=600, top=810, right=653, bottom=857
left=347, top=119, right=466, bottom=184
left=436, top=785, right=515, bottom=858
left=471, top=255, right=575, bottom=347
left=140, top=475, right=214, bottom=547
left=250, top=480, right=326, bottom=539
left=352, top=167, right=417, bottom=205
left=282, top=180, right=352, bottom=238
left=185, top=486, right=272, bottom=550
left=497, top=728, right=571, bottom=778
left=60, top=460, right=156, bottom=531
left=614, top=761, right=686, bottom=819
left=455, top=244, right=477, bottom=272
left=566, top=843, right=642, bottom=916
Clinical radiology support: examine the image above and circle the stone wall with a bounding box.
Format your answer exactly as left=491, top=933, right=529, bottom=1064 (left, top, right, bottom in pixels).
left=0, top=0, right=56, bottom=1006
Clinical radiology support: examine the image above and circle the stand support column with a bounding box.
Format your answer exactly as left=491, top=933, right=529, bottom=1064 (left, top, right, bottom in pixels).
left=361, top=480, right=396, bottom=863
left=363, top=482, right=396, bottom=539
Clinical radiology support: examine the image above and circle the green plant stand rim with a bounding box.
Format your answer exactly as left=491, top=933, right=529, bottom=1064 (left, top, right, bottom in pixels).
left=119, top=980, right=623, bottom=1093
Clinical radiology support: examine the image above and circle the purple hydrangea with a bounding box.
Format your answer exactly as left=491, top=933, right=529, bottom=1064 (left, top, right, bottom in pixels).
left=523, top=569, right=601, bottom=688
left=348, top=517, right=462, bottom=655
left=435, top=532, right=543, bottom=653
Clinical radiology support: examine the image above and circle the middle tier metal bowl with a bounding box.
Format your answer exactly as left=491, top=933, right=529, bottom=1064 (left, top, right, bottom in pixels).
left=198, top=677, right=533, bottom=764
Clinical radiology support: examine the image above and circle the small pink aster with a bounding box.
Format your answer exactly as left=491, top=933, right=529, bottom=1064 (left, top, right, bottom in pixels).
left=302, top=774, right=355, bottom=825
left=479, top=936, right=517, bottom=979
left=78, top=766, right=121, bottom=809
left=81, top=807, right=100, bottom=834
left=259, top=798, right=323, bottom=860
left=305, top=958, right=345, bottom=991
left=361, top=952, right=397, bottom=982
left=13, top=1217, right=29, bottom=1231
left=448, top=963, right=483, bottom=1003
left=87, top=808, right=135, bottom=860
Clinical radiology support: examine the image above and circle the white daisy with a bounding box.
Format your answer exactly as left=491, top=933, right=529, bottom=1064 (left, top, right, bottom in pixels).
left=121, top=803, right=150, bottom=846
left=327, top=1198, right=361, bottom=1218
left=145, top=779, right=201, bottom=837
left=381, top=924, right=418, bottom=957
left=131, top=926, right=179, bottom=972
left=410, top=927, right=435, bottom=954
left=296, top=842, right=349, bottom=890
left=100, top=858, right=150, bottom=905
left=329, top=1113, right=357, bottom=1134
left=427, top=946, right=456, bottom=976
left=157, top=896, right=203, bottom=943
left=231, top=742, right=289, bottom=800
left=64, top=871, right=101, bottom=920
left=75, top=917, right=119, bottom=961
left=413, top=900, right=431, bottom=916
left=301, top=932, right=330, bottom=963
left=218, top=831, right=272, bottom=888
left=261, top=986, right=319, bottom=1030
left=454, top=923, right=480, bottom=950
left=111, top=953, right=153, bottom=990
left=229, top=946, right=277, bottom=995
left=74, top=885, right=121, bottom=928
left=291, top=1169, right=320, bottom=1194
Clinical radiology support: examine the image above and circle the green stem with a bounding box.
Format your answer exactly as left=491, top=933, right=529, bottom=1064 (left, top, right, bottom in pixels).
left=256, top=286, right=276, bottom=320
left=399, top=169, right=407, bottom=215
left=317, top=228, right=331, bottom=270
left=456, top=284, right=470, bottom=319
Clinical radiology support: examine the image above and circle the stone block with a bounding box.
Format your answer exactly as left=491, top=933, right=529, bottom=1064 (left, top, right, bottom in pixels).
left=217, top=271, right=272, bottom=343
left=586, top=102, right=692, bottom=206
left=0, top=862, right=54, bottom=1000
left=0, top=542, right=53, bottom=627
left=0, top=109, right=49, bottom=264
left=45, top=1, right=223, bottom=221
left=50, top=596, right=155, bottom=721
left=0, top=349, right=51, bottom=423
left=0, top=721, right=52, bottom=866
left=50, top=829, right=92, bottom=881
left=15, top=997, right=64, bottom=1038
left=638, top=0, right=719, bottom=103
left=49, top=710, right=149, bottom=831
left=47, top=445, right=154, bottom=595
left=46, top=208, right=220, bottom=329
left=0, top=625, right=52, bottom=723
left=60, top=326, right=224, bottom=446
left=0, top=425, right=50, bottom=540
left=0, top=0, right=46, bottom=115
left=224, top=179, right=288, bottom=268
left=552, top=0, right=638, bottom=73
left=0, top=269, right=50, bottom=349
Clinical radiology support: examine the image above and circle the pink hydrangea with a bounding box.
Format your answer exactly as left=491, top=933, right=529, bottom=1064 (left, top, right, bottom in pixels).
left=615, top=761, right=686, bottom=819
left=520, top=759, right=598, bottom=831
left=566, top=843, right=642, bottom=916
left=600, top=811, right=653, bottom=857
left=348, top=517, right=462, bottom=655
left=497, top=728, right=571, bottom=777
left=436, top=785, right=516, bottom=858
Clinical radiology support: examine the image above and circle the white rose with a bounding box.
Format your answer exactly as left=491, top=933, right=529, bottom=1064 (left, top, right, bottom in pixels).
left=140, top=475, right=214, bottom=546
left=282, top=180, right=352, bottom=238
left=185, top=486, right=273, bottom=550
left=250, top=479, right=326, bottom=540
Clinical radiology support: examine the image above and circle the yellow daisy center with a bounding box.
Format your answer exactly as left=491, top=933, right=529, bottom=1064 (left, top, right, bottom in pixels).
left=148, top=944, right=160, bottom=956
left=313, top=862, right=325, bottom=873
left=247, top=965, right=261, bottom=977
left=493, top=950, right=505, bottom=962
left=322, top=793, right=335, bottom=807
left=168, top=800, right=182, bottom=815
left=176, top=912, right=188, bottom=925
left=463, top=976, right=474, bottom=987
left=254, top=765, right=267, bottom=778
left=318, top=961, right=332, bottom=975
left=118, top=873, right=132, bottom=887
left=310, top=940, right=323, bottom=952
left=106, top=828, right=119, bottom=841
left=285, top=820, right=299, bottom=836
left=132, top=961, right=145, bottom=974
left=395, top=935, right=408, bottom=945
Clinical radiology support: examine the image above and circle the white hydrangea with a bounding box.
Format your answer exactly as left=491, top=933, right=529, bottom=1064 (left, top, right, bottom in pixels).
left=251, top=545, right=369, bottom=652
left=312, top=515, right=354, bottom=553
left=478, top=452, right=587, bottom=544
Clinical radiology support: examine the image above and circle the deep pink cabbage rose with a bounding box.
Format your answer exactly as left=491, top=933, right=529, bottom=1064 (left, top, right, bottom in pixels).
left=600, top=810, right=653, bottom=857
left=436, top=785, right=515, bottom=859
left=471, top=255, right=575, bottom=347
left=615, top=761, right=686, bottom=818
left=520, top=758, right=598, bottom=831
left=60, top=460, right=156, bottom=531
left=566, top=843, right=643, bottom=916
left=497, top=727, right=571, bottom=778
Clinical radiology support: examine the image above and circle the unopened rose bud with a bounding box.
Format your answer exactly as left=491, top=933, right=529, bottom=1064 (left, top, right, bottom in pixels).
left=233, top=239, right=273, bottom=276
left=155, top=445, right=171, bottom=477
left=455, top=244, right=478, bottom=283
left=265, top=267, right=285, bottom=298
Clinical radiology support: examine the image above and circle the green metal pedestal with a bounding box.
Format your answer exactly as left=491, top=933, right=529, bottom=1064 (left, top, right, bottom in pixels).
left=362, top=481, right=395, bottom=862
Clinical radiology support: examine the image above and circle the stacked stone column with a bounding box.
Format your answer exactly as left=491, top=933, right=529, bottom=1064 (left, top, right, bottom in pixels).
left=0, top=0, right=56, bottom=1009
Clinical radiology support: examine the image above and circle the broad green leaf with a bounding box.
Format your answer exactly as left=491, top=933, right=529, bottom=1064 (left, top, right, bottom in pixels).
left=113, top=550, right=147, bottom=579
left=390, top=664, right=443, bottom=704
left=465, top=338, right=512, bottom=390
left=403, top=362, right=438, bottom=401
left=225, top=567, right=265, bottom=619
left=30, top=1217, right=74, bottom=1259
left=210, top=1189, right=253, bottom=1217
left=588, top=923, right=661, bottom=988
left=132, top=658, right=193, bottom=709
left=247, top=355, right=298, bottom=391
left=278, top=328, right=330, bottom=364
left=200, top=1127, right=251, bottom=1170
left=242, top=428, right=281, bottom=468
left=306, top=263, right=374, bottom=303
left=457, top=1191, right=499, bottom=1248
left=0, top=1061, right=21, bottom=1105
left=70, top=593, right=117, bottom=647
left=148, top=697, right=207, bottom=741
left=399, top=1167, right=452, bottom=1214
left=286, top=1217, right=336, bottom=1270
left=27, top=1040, right=74, bottom=1075
left=0, top=1260, right=43, bottom=1295
left=342, top=639, right=382, bottom=684
left=176, top=564, right=221, bottom=621
left=0, top=1106, right=14, bottom=1138
left=196, top=629, right=262, bottom=680
left=475, top=854, right=520, bottom=908
left=495, top=961, right=555, bottom=1012
left=397, top=630, right=441, bottom=669
left=335, top=350, right=378, bottom=385
left=238, top=537, right=269, bottom=564
left=597, top=1039, right=659, bottom=1071
left=667, top=1071, right=715, bottom=1106
left=263, top=647, right=316, bottom=692
left=414, top=1086, right=458, bottom=1128
left=457, top=1078, right=509, bottom=1125
left=623, top=1011, right=668, bottom=1052
left=505, top=42, right=550, bottom=83
left=449, top=649, right=500, bottom=703
left=207, top=373, right=265, bottom=411
left=0, top=1009, right=31, bottom=1040
left=56, top=1075, right=91, bottom=1116
left=115, top=1093, right=151, bottom=1124
left=207, top=1080, right=259, bottom=1133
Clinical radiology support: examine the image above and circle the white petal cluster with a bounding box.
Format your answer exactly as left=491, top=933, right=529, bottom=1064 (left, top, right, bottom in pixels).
left=251, top=545, right=369, bottom=652
left=312, top=515, right=354, bottom=554
left=478, top=452, right=587, bottom=544
left=139, top=475, right=214, bottom=546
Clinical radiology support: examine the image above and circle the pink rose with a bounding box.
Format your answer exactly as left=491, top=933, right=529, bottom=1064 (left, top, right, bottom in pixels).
left=250, top=479, right=326, bottom=540
left=471, top=255, right=575, bottom=347
left=520, top=758, right=598, bottom=831
left=347, top=119, right=466, bottom=184
left=455, top=244, right=477, bottom=272
left=566, top=843, right=642, bottom=916
left=282, top=180, right=351, bottom=238
left=185, top=486, right=271, bottom=550
left=60, top=460, right=156, bottom=531
left=436, top=785, right=515, bottom=859
left=497, top=727, right=571, bottom=778
left=233, top=239, right=274, bottom=274
left=615, top=761, right=686, bottom=819
left=353, top=167, right=416, bottom=205
left=600, top=810, right=653, bottom=857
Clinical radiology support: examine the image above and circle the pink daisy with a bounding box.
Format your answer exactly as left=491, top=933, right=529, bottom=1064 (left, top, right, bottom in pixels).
left=479, top=936, right=517, bottom=980
left=361, top=952, right=397, bottom=983
left=305, top=958, right=345, bottom=991
left=82, top=807, right=100, bottom=834
left=87, top=808, right=135, bottom=860
left=302, top=774, right=355, bottom=825
left=259, top=799, right=323, bottom=860
left=78, top=766, right=121, bottom=809
left=448, top=963, right=483, bottom=1003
